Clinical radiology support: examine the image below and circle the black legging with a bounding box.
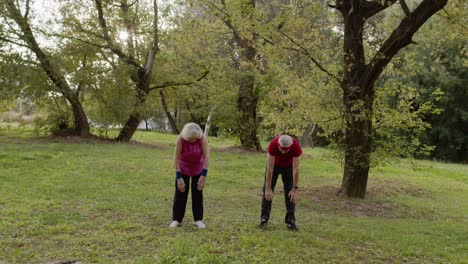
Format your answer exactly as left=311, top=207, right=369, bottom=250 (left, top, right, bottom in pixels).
left=172, top=174, right=203, bottom=223
left=261, top=166, right=295, bottom=224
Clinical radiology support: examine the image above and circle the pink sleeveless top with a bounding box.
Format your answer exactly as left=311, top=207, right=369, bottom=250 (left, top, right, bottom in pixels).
left=179, top=136, right=204, bottom=176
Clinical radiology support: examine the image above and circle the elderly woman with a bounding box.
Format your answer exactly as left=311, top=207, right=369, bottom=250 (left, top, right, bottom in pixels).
left=170, top=123, right=209, bottom=229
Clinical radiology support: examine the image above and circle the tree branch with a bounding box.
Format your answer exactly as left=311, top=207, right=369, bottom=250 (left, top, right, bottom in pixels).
left=24, top=0, right=31, bottom=19
left=399, top=0, right=411, bottom=16
left=254, top=32, right=275, bottom=46
left=94, top=0, right=142, bottom=70
left=278, top=30, right=342, bottom=85
left=76, top=55, right=88, bottom=96
left=36, top=29, right=109, bottom=49
left=364, top=0, right=448, bottom=89
left=209, top=1, right=242, bottom=42
left=362, top=0, right=397, bottom=19
left=0, top=36, right=30, bottom=49
left=141, top=0, right=159, bottom=77
left=148, top=69, right=210, bottom=91
left=332, top=0, right=346, bottom=13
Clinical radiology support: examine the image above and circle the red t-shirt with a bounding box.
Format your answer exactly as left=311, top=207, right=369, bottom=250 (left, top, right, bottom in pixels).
left=267, top=136, right=303, bottom=168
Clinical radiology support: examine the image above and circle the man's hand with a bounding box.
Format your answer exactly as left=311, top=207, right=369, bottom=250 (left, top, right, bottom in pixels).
left=264, top=188, right=273, bottom=201
left=197, top=176, right=206, bottom=191
left=288, top=189, right=299, bottom=204
left=177, top=178, right=186, bottom=192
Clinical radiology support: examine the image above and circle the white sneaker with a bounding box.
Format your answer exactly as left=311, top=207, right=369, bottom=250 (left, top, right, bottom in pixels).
left=169, top=221, right=180, bottom=228
left=194, top=220, right=206, bottom=229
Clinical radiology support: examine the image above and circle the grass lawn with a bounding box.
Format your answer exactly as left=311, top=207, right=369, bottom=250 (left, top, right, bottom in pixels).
left=0, top=127, right=467, bottom=263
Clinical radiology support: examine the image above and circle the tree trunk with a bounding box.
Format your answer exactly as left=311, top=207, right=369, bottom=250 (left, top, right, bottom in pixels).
left=300, top=123, right=316, bottom=147
left=204, top=105, right=217, bottom=137
left=341, top=84, right=373, bottom=198
left=159, top=89, right=179, bottom=134
left=68, top=96, right=91, bottom=137
left=116, top=113, right=141, bottom=142
left=117, top=88, right=148, bottom=141
left=235, top=16, right=261, bottom=151
left=236, top=65, right=261, bottom=151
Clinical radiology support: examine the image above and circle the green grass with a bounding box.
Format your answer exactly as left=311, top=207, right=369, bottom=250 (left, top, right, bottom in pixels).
left=0, top=127, right=467, bottom=263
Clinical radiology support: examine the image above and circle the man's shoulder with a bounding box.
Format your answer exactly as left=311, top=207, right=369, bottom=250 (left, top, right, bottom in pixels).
left=291, top=138, right=303, bottom=156
left=267, top=137, right=279, bottom=155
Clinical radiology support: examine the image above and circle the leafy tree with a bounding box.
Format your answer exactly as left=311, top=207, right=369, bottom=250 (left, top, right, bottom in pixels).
left=327, top=0, right=449, bottom=198
left=262, top=0, right=449, bottom=197
left=2, top=0, right=91, bottom=136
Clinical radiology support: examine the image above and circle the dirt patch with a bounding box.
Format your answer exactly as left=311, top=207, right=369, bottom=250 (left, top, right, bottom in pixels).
left=299, top=182, right=431, bottom=218
left=367, top=179, right=428, bottom=198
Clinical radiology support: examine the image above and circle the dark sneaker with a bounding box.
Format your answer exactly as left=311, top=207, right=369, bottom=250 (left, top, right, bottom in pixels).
left=286, top=222, right=298, bottom=231
left=257, top=219, right=268, bottom=229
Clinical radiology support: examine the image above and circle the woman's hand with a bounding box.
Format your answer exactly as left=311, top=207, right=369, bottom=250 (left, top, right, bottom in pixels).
left=197, top=176, right=206, bottom=191
left=177, top=178, right=186, bottom=192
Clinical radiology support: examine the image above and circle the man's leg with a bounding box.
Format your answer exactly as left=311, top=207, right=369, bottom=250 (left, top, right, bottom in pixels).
left=260, top=166, right=280, bottom=224
left=172, top=175, right=190, bottom=223
left=281, top=168, right=296, bottom=229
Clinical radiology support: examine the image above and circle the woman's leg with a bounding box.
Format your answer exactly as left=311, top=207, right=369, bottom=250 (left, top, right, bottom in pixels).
left=172, top=175, right=190, bottom=222
left=191, top=175, right=204, bottom=221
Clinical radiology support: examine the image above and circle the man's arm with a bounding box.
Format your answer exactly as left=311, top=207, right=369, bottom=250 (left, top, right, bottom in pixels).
left=288, top=156, right=300, bottom=203
left=264, top=153, right=275, bottom=201
left=292, top=156, right=300, bottom=188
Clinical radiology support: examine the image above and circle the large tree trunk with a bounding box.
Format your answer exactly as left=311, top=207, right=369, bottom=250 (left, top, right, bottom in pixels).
left=116, top=113, right=142, bottom=142
left=68, top=97, right=91, bottom=137
left=341, top=84, right=373, bottom=198
left=339, top=1, right=369, bottom=198
left=236, top=68, right=261, bottom=151
left=117, top=88, right=148, bottom=142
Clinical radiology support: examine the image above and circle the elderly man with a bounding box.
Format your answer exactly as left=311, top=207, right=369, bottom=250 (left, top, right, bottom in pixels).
left=259, top=135, right=303, bottom=230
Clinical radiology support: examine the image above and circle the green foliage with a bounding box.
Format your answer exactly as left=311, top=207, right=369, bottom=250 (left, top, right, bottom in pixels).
left=412, top=40, right=467, bottom=162
left=259, top=65, right=342, bottom=139
left=372, top=80, right=436, bottom=164
left=401, top=2, right=468, bottom=162
left=32, top=95, right=72, bottom=135
left=0, top=128, right=467, bottom=263
left=85, top=63, right=137, bottom=129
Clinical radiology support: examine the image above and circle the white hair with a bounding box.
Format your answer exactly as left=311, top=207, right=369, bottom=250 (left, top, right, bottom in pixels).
left=180, top=123, right=203, bottom=141
left=278, top=135, right=293, bottom=147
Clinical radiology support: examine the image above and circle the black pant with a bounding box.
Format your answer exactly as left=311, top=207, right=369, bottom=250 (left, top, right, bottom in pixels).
left=172, top=174, right=203, bottom=223
left=261, top=166, right=295, bottom=224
